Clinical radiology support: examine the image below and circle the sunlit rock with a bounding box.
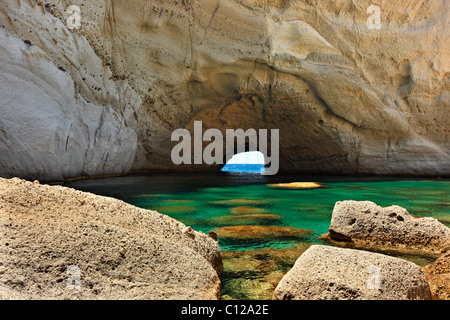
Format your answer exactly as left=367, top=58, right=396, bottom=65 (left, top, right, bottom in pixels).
left=221, top=243, right=312, bottom=300
left=230, top=206, right=272, bottom=215
left=268, top=182, right=326, bottom=190
left=273, top=245, right=432, bottom=300
left=325, top=200, right=450, bottom=256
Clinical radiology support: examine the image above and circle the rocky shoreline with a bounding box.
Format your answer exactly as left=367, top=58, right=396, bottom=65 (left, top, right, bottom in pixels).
left=1, top=178, right=449, bottom=300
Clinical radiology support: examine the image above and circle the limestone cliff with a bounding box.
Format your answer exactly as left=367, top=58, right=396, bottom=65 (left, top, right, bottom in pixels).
left=0, top=0, right=448, bottom=180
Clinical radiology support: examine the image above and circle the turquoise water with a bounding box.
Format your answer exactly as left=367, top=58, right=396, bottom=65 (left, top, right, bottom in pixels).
left=128, top=179, right=450, bottom=251
left=221, top=163, right=265, bottom=174
left=65, top=174, right=450, bottom=299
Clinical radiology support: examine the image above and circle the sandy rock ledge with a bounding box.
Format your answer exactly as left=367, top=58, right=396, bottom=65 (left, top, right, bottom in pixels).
left=0, top=178, right=222, bottom=300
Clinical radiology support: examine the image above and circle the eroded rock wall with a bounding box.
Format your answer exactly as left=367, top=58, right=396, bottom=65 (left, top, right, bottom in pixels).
left=0, top=0, right=448, bottom=180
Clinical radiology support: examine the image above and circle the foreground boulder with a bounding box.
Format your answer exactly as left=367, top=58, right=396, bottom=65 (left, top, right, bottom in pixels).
left=0, top=178, right=222, bottom=300
left=423, top=251, right=450, bottom=300
left=323, top=200, right=450, bottom=256
left=273, top=245, right=431, bottom=300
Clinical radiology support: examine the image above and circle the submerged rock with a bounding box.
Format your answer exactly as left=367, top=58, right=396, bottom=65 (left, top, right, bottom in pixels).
left=0, top=178, right=222, bottom=300
left=214, top=225, right=313, bottom=241
left=273, top=245, right=432, bottom=300
left=0, top=1, right=449, bottom=180
left=223, top=244, right=313, bottom=272
left=212, top=213, right=282, bottom=226
left=163, top=200, right=196, bottom=205
left=212, top=199, right=268, bottom=207
left=221, top=243, right=312, bottom=300
left=230, top=206, right=272, bottom=215
left=325, top=200, right=450, bottom=256
left=183, top=226, right=196, bottom=240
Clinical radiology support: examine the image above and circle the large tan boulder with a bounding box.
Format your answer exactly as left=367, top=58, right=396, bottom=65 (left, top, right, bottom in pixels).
left=214, top=225, right=312, bottom=241
left=0, top=178, right=222, bottom=300
left=325, top=200, right=450, bottom=256
left=0, top=0, right=449, bottom=180
left=273, top=245, right=432, bottom=300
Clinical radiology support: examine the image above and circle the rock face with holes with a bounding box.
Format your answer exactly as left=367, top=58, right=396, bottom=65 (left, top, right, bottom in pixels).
left=273, top=245, right=432, bottom=300
left=0, top=177, right=222, bottom=299
left=326, top=200, right=450, bottom=256
left=0, top=0, right=449, bottom=180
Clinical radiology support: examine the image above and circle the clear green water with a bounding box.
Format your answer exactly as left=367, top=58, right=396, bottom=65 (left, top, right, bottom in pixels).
left=128, top=179, right=450, bottom=250
left=65, top=174, right=450, bottom=300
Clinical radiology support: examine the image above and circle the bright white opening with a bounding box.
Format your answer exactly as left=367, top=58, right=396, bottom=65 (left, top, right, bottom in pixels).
left=226, top=151, right=265, bottom=165
left=221, top=151, right=265, bottom=173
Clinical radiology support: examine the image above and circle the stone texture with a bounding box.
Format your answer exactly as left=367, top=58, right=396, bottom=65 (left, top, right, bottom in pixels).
left=423, top=250, right=450, bottom=300
left=214, top=225, right=312, bottom=240
left=221, top=243, right=312, bottom=300
left=212, top=213, right=282, bottom=226
left=327, top=200, right=450, bottom=256
left=273, top=245, right=432, bottom=300
left=230, top=206, right=272, bottom=215
left=0, top=0, right=449, bottom=180
left=0, top=177, right=222, bottom=300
